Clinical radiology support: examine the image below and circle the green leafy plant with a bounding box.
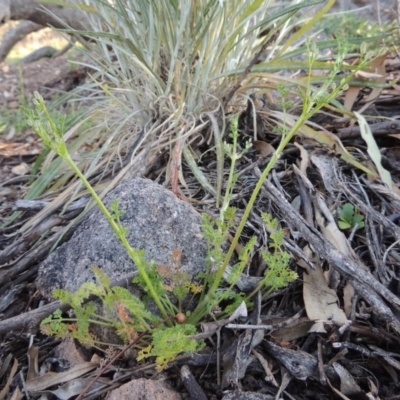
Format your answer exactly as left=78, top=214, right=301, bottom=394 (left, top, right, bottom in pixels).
left=338, top=203, right=365, bottom=230
left=315, top=12, right=397, bottom=51
left=138, top=324, right=204, bottom=371
left=27, top=97, right=297, bottom=367
left=26, top=29, right=377, bottom=358
left=41, top=267, right=204, bottom=370
left=254, top=214, right=298, bottom=298
left=41, top=266, right=160, bottom=346
left=189, top=115, right=298, bottom=323
left=23, top=93, right=174, bottom=321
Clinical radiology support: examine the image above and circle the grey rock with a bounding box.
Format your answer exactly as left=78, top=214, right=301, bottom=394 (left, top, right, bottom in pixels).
left=37, top=178, right=207, bottom=300
left=107, top=378, right=181, bottom=400
left=222, top=391, right=274, bottom=400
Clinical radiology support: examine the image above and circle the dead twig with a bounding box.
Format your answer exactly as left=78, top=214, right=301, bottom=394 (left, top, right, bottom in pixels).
left=337, top=120, right=400, bottom=139
left=258, top=172, right=400, bottom=332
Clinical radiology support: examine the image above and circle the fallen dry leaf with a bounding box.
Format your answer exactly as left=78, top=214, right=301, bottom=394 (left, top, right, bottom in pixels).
left=11, top=162, right=30, bottom=175
left=297, top=246, right=347, bottom=324
left=48, top=377, right=110, bottom=400
left=293, top=142, right=310, bottom=174
left=26, top=362, right=99, bottom=392
left=333, top=362, right=362, bottom=395
left=344, top=86, right=361, bottom=111
left=27, top=345, right=40, bottom=381
left=252, top=140, right=274, bottom=157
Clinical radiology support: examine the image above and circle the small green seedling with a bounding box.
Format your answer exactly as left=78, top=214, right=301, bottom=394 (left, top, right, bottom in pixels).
left=338, top=203, right=365, bottom=230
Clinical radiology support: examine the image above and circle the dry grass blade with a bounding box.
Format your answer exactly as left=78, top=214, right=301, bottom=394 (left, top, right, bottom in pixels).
left=355, top=112, right=393, bottom=188
left=0, top=358, right=18, bottom=400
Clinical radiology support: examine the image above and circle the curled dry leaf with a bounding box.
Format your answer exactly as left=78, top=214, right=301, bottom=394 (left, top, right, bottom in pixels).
left=252, top=140, right=274, bottom=157
left=332, top=362, right=362, bottom=396
left=27, top=345, right=40, bottom=381
left=293, top=142, right=310, bottom=174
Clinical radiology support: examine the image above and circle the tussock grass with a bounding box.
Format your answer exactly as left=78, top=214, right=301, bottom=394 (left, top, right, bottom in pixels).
left=8, top=0, right=387, bottom=234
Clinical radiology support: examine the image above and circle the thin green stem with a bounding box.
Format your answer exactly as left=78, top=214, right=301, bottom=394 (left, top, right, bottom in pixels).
left=58, top=317, right=115, bottom=327
left=220, top=117, right=304, bottom=275
left=63, top=154, right=170, bottom=321
left=189, top=116, right=305, bottom=325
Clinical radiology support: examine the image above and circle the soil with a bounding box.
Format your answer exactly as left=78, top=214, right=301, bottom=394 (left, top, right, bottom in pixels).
left=0, top=55, right=87, bottom=110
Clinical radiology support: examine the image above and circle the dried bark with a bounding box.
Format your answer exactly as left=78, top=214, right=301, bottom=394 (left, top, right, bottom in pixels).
left=0, top=0, right=89, bottom=62
left=0, top=0, right=9, bottom=24
left=0, top=21, right=43, bottom=63
left=0, top=0, right=89, bottom=30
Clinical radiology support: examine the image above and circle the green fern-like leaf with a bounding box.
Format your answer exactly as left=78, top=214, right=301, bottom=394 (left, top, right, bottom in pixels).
left=258, top=213, right=298, bottom=295
left=112, top=286, right=160, bottom=328
left=133, top=261, right=167, bottom=304
left=40, top=309, right=67, bottom=337
left=223, top=293, right=248, bottom=316
left=270, top=228, right=285, bottom=249
left=110, top=200, right=124, bottom=220
left=150, top=324, right=204, bottom=371
left=262, top=213, right=278, bottom=230
left=262, top=251, right=297, bottom=291
left=92, top=266, right=112, bottom=289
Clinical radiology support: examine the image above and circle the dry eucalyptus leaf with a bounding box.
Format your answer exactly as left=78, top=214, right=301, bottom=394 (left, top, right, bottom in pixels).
left=344, top=86, right=361, bottom=111
left=26, top=362, right=99, bottom=392
left=332, top=362, right=362, bottom=395
left=271, top=318, right=313, bottom=342
left=48, top=377, right=110, bottom=400
left=315, top=207, right=354, bottom=258
left=343, top=283, right=355, bottom=318
left=297, top=246, right=347, bottom=324
left=27, top=345, right=40, bottom=381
